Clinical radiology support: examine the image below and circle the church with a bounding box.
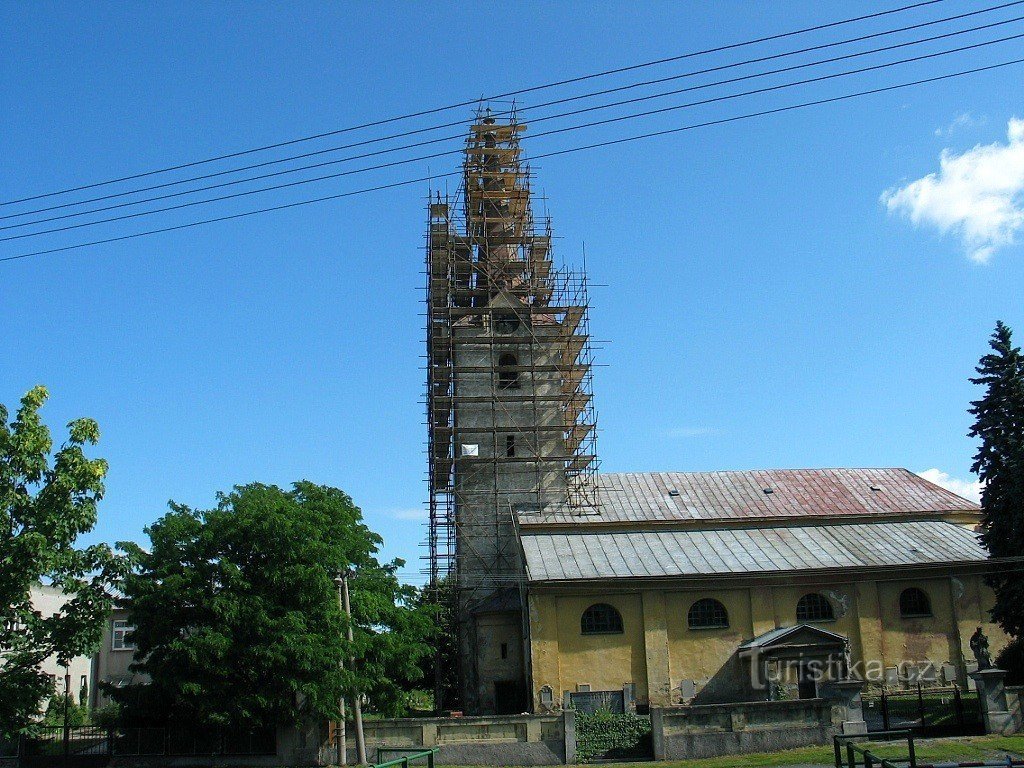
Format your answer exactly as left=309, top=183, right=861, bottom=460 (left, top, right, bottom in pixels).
left=424, top=113, right=1006, bottom=716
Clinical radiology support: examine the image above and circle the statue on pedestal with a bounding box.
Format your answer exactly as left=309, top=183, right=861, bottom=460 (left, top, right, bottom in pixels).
left=970, top=626, right=992, bottom=670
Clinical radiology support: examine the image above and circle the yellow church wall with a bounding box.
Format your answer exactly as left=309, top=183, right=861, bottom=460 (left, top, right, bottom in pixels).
left=952, top=576, right=1011, bottom=666
left=770, top=583, right=860, bottom=638
left=526, top=572, right=1009, bottom=709
left=877, top=579, right=958, bottom=674
left=665, top=588, right=752, bottom=691
left=547, top=593, right=647, bottom=700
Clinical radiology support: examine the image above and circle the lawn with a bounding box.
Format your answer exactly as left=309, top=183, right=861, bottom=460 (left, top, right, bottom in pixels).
left=599, top=735, right=1024, bottom=768
left=439, top=735, right=1024, bottom=768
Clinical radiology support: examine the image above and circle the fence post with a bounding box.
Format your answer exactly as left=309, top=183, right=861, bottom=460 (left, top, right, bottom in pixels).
left=650, top=707, right=665, bottom=761
left=833, top=737, right=843, bottom=768
left=563, top=708, right=577, bottom=764
left=865, top=750, right=874, bottom=768
left=882, top=691, right=890, bottom=732
left=908, top=733, right=916, bottom=768
left=428, top=749, right=435, bottom=768
left=917, top=684, right=926, bottom=730
left=847, top=742, right=857, bottom=768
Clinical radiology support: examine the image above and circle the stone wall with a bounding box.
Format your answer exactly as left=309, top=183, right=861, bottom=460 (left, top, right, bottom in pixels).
left=652, top=699, right=835, bottom=761
left=341, top=713, right=567, bottom=766
left=1000, top=684, right=1023, bottom=734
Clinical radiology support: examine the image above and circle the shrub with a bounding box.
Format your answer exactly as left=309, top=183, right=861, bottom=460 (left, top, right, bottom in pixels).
left=996, top=636, right=1024, bottom=685
left=575, top=709, right=651, bottom=763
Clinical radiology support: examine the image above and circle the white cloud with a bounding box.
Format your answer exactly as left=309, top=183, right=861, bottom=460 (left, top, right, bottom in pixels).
left=667, top=426, right=719, bottom=438
left=916, top=468, right=983, bottom=504
left=882, top=117, right=1024, bottom=263
left=934, top=112, right=983, bottom=137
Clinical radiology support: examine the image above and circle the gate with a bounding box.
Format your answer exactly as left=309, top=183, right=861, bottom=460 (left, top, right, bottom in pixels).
left=19, top=727, right=111, bottom=768
left=863, top=685, right=984, bottom=737
left=568, top=689, right=625, bottom=714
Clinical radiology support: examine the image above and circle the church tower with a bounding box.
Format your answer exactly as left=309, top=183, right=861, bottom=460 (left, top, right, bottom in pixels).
left=426, top=112, right=598, bottom=713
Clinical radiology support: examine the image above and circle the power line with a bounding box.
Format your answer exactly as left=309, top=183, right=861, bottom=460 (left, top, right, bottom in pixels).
left=6, top=0, right=1017, bottom=223
left=3, top=55, right=1021, bottom=265
left=4, top=32, right=1021, bottom=244
left=6, top=10, right=1022, bottom=232
left=0, top=0, right=951, bottom=208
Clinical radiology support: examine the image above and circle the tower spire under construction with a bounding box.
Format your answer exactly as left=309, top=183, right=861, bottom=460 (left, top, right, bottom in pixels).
left=425, top=109, right=598, bottom=713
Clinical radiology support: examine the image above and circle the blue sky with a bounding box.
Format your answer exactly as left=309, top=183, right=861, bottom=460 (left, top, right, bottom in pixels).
left=3, top=1, right=1022, bottom=583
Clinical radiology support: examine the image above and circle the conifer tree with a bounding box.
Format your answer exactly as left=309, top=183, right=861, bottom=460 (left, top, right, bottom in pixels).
left=969, top=321, right=1024, bottom=639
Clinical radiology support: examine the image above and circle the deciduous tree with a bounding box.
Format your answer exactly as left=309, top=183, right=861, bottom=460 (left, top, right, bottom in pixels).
left=1, top=386, right=124, bottom=736
left=119, top=481, right=433, bottom=727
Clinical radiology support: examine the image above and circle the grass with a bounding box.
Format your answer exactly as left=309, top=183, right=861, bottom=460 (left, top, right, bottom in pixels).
left=438, top=735, right=1024, bottom=768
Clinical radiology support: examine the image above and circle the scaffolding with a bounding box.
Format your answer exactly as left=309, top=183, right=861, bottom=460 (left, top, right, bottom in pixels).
left=424, top=113, right=599, bottom=679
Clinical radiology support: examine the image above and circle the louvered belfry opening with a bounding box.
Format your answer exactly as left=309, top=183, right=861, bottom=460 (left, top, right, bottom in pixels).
left=424, top=109, right=599, bottom=711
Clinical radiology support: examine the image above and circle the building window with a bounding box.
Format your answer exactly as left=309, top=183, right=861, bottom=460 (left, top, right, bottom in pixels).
left=494, top=313, right=521, bottom=335
left=498, top=353, right=520, bottom=389
left=899, top=587, right=932, bottom=618
left=581, top=603, right=623, bottom=635
left=112, top=619, right=136, bottom=651
left=506, top=435, right=516, bottom=457
left=687, top=598, right=729, bottom=629
left=501, top=643, right=509, bottom=660
left=796, top=593, right=835, bottom=622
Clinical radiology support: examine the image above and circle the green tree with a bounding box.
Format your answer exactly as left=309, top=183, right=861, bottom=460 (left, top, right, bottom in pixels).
left=0, top=386, right=124, bottom=737
left=969, top=321, right=1024, bottom=642
left=42, top=694, right=89, bottom=727
left=413, top=577, right=459, bottom=712
left=118, top=481, right=433, bottom=728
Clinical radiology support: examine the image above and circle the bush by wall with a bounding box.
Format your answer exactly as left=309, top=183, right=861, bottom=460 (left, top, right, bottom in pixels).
left=575, top=710, right=652, bottom=763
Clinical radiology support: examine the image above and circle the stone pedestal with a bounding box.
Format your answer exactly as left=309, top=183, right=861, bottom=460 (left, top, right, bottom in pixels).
left=971, top=668, right=1014, bottom=735
left=820, top=679, right=868, bottom=735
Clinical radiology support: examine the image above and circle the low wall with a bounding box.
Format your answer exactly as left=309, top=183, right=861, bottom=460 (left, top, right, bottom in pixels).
left=1006, top=686, right=1023, bottom=734
left=652, top=699, right=834, bottom=761
left=342, top=714, right=567, bottom=766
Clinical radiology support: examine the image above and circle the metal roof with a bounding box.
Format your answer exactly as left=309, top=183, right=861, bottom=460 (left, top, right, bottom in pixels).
left=520, top=520, right=988, bottom=583
left=738, top=625, right=848, bottom=651
left=519, top=468, right=976, bottom=527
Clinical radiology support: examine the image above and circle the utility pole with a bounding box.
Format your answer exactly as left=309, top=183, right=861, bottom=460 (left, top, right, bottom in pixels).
left=340, top=571, right=367, bottom=766
left=62, top=666, right=71, bottom=768
left=335, top=577, right=347, bottom=767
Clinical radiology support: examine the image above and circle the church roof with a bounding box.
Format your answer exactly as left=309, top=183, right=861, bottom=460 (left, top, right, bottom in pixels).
left=518, top=468, right=976, bottom=527
left=519, top=519, right=988, bottom=583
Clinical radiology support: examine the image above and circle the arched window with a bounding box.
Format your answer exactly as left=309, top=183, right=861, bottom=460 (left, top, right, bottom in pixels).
left=498, top=353, right=520, bottom=389
left=687, top=598, right=729, bottom=629
left=796, top=593, right=835, bottom=623
left=494, top=312, right=521, bottom=335
left=581, top=603, right=623, bottom=635
left=899, top=587, right=932, bottom=618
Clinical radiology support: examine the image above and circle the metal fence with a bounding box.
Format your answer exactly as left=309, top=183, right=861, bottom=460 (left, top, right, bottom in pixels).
left=862, top=685, right=983, bottom=737
left=568, top=690, right=625, bottom=714
left=17, top=726, right=276, bottom=766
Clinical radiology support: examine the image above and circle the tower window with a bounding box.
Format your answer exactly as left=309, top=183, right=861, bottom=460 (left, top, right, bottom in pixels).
left=498, top=353, right=520, bottom=389
left=506, top=435, right=516, bottom=457
left=494, top=313, right=521, bottom=335
left=796, top=593, right=835, bottom=623
left=581, top=603, right=623, bottom=635
left=899, top=587, right=932, bottom=618
left=501, top=643, right=509, bottom=660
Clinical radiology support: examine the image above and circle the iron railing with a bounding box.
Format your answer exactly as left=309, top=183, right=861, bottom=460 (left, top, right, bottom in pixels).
left=373, top=747, right=437, bottom=768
